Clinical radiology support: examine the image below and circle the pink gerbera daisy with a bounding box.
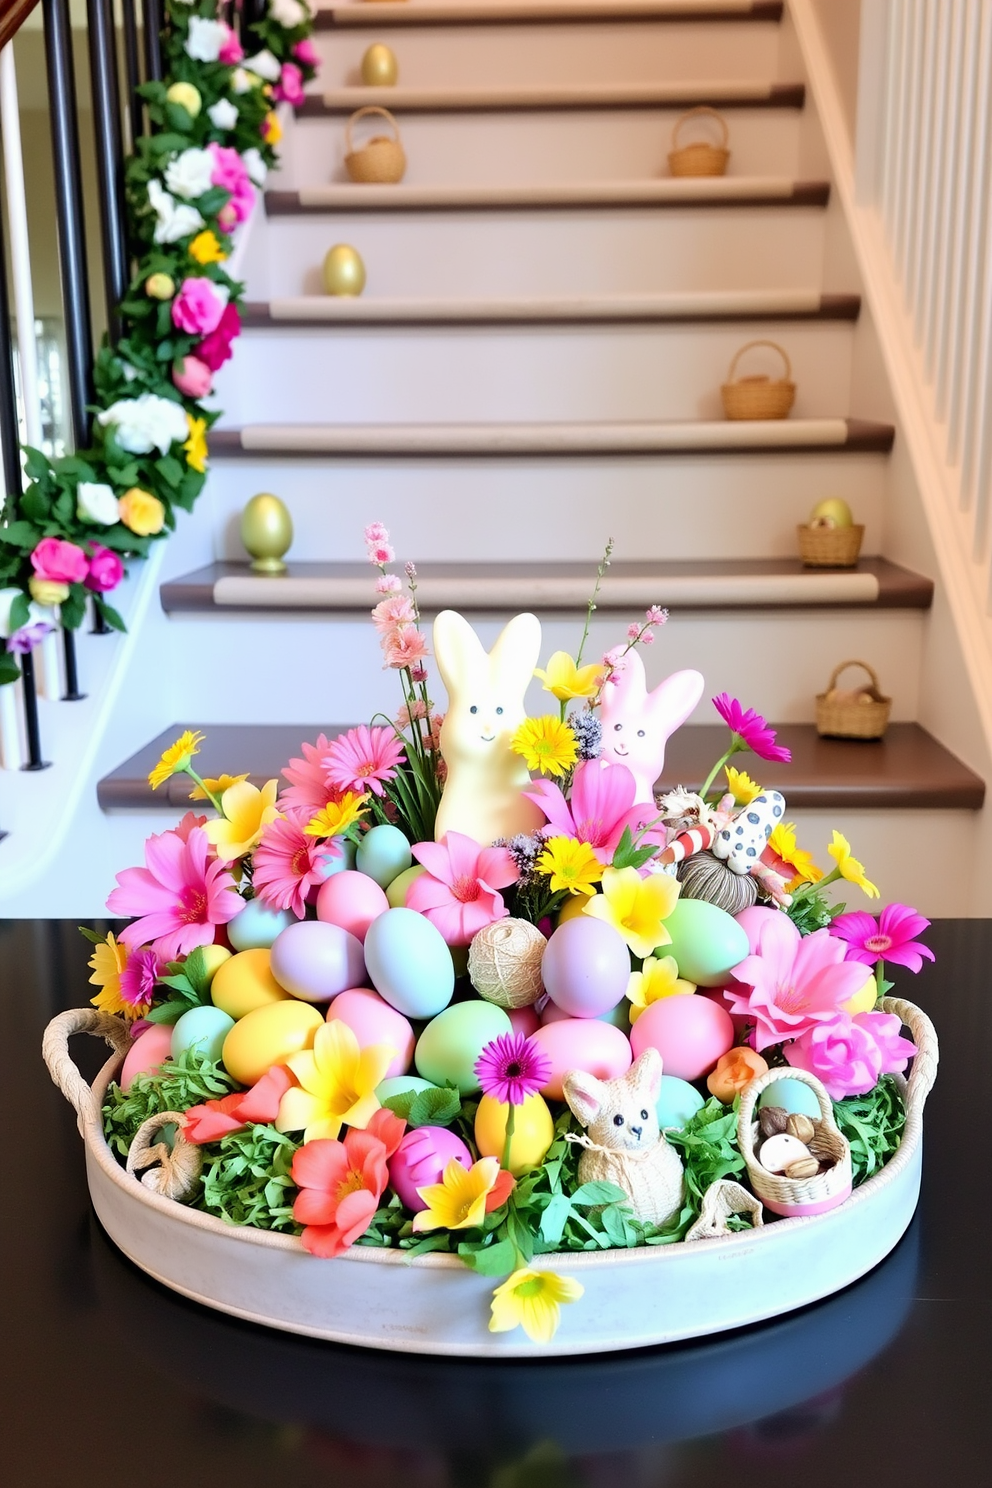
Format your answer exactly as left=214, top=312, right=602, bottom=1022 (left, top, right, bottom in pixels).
left=324, top=725, right=406, bottom=798
left=408, top=831, right=519, bottom=946
left=830, top=904, right=935, bottom=973
left=712, top=693, right=792, bottom=763
left=107, top=824, right=243, bottom=961
left=475, top=1033, right=552, bottom=1106
left=281, top=734, right=336, bottom=814
left=253, top=814, right=326, bottom=918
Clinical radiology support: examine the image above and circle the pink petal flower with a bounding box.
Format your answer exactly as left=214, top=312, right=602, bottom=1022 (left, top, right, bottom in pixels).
left=207, top=143, right=254, bottom=225
left=381, top=626, right=429, bottom=671
left=712, top=693, right=792, bottom=763
left=171, top=277, right=226, bottom=336
left=324, top=724, right=406, bottom=798
left=727, top=916, right=869, bottom=1052
left=107, top=824, right=242, bottom=961
left=280, top=733, right=336, bottom=813
left=409, top=831, right=518, bottom=946
left=371, top=595, right=417, bottom=632
left=784, top=1009, right=916, bottom=1099
left=524, top=760, right=654, bottom=864
left=475, top=1032, right=551, bottom=1105
left=831, top=903, right=935, bottom=973
left=31, top=536, right=88, bottom=585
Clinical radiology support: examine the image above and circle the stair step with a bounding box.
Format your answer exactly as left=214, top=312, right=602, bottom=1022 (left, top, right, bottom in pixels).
left=306, top=81, right=805, bottom=113
left=315, top=2, right=785, bottom=29
left=210, top=418, right=894, bottom=458
left=247, top=291, right=859, bottom=327
left=97, top=721, right=985, bottom=814
left=267, top=179, right=829, bottom=213
left=160, top=558, right=932, bottom=617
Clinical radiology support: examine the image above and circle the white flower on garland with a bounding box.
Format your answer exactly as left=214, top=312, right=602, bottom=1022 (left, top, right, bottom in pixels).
left=164, top=147, right=214, bottom=201
left=207, top=98, right=239, bottom=130
left=244, top=49, right=282, bottom=82
left=270, top=0, right=309, bottom=27
left=97, top=394, right=189, bottom=457
left=76, top=482, right=120, bottom=525
left=241, top=147, right=268, bottom=187
left=185, top=16, right=228, bottom=63
left=231, top=68, right=253, bottom=94
left=147, top=179, right=204, bottom=244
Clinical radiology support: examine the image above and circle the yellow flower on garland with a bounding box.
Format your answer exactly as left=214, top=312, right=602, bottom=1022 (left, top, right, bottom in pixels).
left=584, top=865, right=680, bottom=959
left=119, top=486, right=165, bottom=536
left=304, top=792, right=369, bottom=839
left=489, top=1268, right=585, bottom=1344
left=148, top=728, right=205, bottom=789
left=533, top=651, right=605, bottom=702
left=536, top=836, right=603, bottom=897
left=189, top=230, right=227, bottom=265
left=203, top=778, right=281, bottom=861
left=725, top=766, right=762, bottom=806
left=510, top=715, right=578, bottom=777
left=412, top=1156, right=501, bottom=1233
left=188, top=772, right=249, bottom=801
left=262, top=110, right=282, bottom=145
left=184, top=414, right=208, bottom=473
left=626, top=955, right=695, bottom=1022
left=276, top=1020, right=394, bottom=1145
left=767, top=821, right=823, bottom=889
left=827, top=830, right=880, bottom=899
left=88, top=932, right=131, bottom=1019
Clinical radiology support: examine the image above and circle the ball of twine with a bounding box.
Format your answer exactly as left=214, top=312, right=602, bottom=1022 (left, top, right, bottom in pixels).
left=677, top=850, right=759, bottom=915
left=468, top=918, right=546, bottom=1008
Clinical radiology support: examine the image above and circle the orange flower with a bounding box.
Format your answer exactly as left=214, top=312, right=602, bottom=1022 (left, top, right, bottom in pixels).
left=706, top=1046, right=768, bottom=1103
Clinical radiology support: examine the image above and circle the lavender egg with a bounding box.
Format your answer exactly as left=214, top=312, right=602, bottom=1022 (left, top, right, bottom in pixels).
left=269, top=920, right=365, bottom=1003
left=541, top=915, right=631, bottom=1018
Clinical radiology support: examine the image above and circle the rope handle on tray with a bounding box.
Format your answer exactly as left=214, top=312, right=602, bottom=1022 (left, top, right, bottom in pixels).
left=824, top=658, right=883, bottom=696
left=345, top=105, right=401, bottom=152
left=42, top=1007, right=132, bottom=1126
left=671, top=105, right=730, bottom=152
left=881, top=996, right=939, bottom=1113
left=737, top=1065, right=841, bottom=1167
left=725, top=339, right=792, bottom=384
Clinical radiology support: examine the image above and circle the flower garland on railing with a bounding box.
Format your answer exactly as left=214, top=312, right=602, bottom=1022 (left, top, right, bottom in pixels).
left=0, top=0, right=319, bottom=685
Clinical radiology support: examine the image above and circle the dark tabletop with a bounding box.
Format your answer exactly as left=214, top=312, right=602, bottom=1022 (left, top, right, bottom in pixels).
left=3, top=918, right=988, bottom=1488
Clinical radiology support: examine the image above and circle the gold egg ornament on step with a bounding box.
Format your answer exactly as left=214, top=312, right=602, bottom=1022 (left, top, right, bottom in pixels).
left=323, top=243, right=367, bottom=296
left=361, top=43, right=398, bottom=87
left=240, top=493, right=293, bottom=574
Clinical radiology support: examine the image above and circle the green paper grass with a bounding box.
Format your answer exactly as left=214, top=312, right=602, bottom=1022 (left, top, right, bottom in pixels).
left=833, top=1074, right=906, bottom=1185
left=195, top=1125, right=300, bottom=1233
left=102, top=1048, right=237, bottom=1158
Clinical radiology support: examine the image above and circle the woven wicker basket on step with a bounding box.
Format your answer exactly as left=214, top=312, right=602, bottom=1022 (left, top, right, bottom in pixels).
left=721, top=340, right=795, bottom=419
left=344, top=106, right=406, bottom=184
left=797, top=521, right=864, bottom=567
left=738, top=1067, right=852, bottom=1218
left=816, top=659, right=891, bottom=739
left=668, top=106, right=730, bottom=177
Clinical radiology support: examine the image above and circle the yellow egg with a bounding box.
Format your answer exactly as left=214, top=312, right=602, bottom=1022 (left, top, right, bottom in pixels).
left=361, top=43, right=398, bottom=87
left=557, top=893, right=590, bottom=927
left=211, top=948, right=292, bottom=1020
left=842, top=970, right=877, bottom=1016
left=475, top=1093, right=554, bottom=1176
left=199, top=944, right=232, bottom=986
left=222, top=999, right=323, bottom=1086
left=323, top=244, right=366, bottom=297
left=386, top=863, right=426, bottom=907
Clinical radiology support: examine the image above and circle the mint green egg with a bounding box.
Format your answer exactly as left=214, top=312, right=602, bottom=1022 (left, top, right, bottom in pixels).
left=415, top=1000, right=512, bottom=1094
left=758, top=1078, right=822, bottom=1118
left=657, top=898, right=749, bottom=986
left=171, top=1005, right=235, bottom=1064
left=356, top=824, right=412, bottom=888
left=657, top=1074, right=705, bottom=1131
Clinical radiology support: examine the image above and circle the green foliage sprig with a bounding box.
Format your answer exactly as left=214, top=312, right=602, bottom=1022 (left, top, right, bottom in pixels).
left=834, top=1074, right=906, bottom=1185
left=196, top=1123, right=300, bottom=1231
left=102, top=1046, right=238, bottom=1156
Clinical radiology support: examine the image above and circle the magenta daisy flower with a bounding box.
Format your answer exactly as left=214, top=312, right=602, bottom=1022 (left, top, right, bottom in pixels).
left=712, top=693, right=792, bottom=763
left=118, top=949, right=160, bottom=1013
left=475, top=1033, right=552, bottom=1106
left=324, top=725, right=406, bottom=798
left=253, top=813, right=325, bottom=919
left=830, top=904, right=935, bottom=973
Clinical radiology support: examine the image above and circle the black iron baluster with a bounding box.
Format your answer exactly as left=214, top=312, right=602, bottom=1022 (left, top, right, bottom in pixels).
left=87, top=0, right=128, bottom=346
left=121, top=0, right=143, bottom=148
left=143, top=0, right=163, bottom=84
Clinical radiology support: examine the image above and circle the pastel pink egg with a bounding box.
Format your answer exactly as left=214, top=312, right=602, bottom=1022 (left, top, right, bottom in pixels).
left=541, top=915, right=630, bottom=1018
left=327, top=988, right=414, bottom=1078
left=316, top=870, right=390, bottom=943
left=388, top=1125, right=472, bottom=1212
left=532, top=1019, right=632, bottom=1102
left=630, top=995, right=735, bottom=1082
left=507, top=1005, right=540, bottom=1038
left=119, top=1024, right=175, bottom=1093
left=735, top=904, right=783, bottom=955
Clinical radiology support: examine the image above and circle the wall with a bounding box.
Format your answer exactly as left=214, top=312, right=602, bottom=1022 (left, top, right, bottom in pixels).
left=810, top=0, right=862, bottom=148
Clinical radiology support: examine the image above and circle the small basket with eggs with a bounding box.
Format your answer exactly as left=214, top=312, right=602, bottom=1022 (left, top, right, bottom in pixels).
left=798, top=497, right=865, bottom=567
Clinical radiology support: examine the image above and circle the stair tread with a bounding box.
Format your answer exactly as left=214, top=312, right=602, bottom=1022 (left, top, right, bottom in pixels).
left=315, top=2, right=785, bottom=28
left=210, top=418, right=894, bottom=456
left=97, top=722, right=985, bottom=813
left=305, top=81, right=804, bottom=112
left=247, top=291, right=860, bottom=327
left=268, top=178, right=829, bottom=212
left=160, top=557, right=932, bottom=615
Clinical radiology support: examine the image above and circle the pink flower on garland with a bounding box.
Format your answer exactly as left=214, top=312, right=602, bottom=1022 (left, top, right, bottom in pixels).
left=253, top=813, right=326, bottom=918
left=84, top=544, right=123, bottom=594
left=524, top=760, right=655, bottom=865
left=785, top=1010, right=917, bottom=1099
left=409, top=832, right=519, bottom=946
left=193, top=302, right=241, bottom=371
left=291, top=1108, right=405, bottom=1258
left=324, top=725, right=406, bottom=798
left=830, top=904, right=935, bottom=973
left=726, top=911, right=869, bottom=1052
left=712, top=693, right=792, bottom=763
left=30, top=536, right=88, bottom=585
left=292, top=38, right=320, bottom=68
left=107, top=823, right=242, bottom=961
left=382, top=626, right=429, bottom=671
left=475, top=1032, right=552, bottom=1106
left=172, top=277, right=227, bottom=335
left=274, top=60, right=306, bottom=106
left=172, top=355, right=213, bottom=398
left=218, top=23, right=243, bottom=65
left=280, top=733, right=337, bottom=814
left=207, top=144, right=254, bottom=225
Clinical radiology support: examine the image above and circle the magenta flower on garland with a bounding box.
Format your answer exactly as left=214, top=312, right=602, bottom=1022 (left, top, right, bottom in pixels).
left=830, top=904, right=935, bottom=973
left=408, top=832, right=519, bottom=946
left=712, top=693, right=792, bottom=763
left=324, top=724, right=406, bottom=798
left=107, top=824, right=242, bottom=960
left=726, top=911, right=870, bottom=1052
left=475, top=1033, right=552, bottom=1106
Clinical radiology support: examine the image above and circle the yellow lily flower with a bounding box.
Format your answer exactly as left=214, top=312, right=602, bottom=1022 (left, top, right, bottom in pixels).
left=535, top=836, right=603, bottom=896
left=184, top=413, right=208, bottom=473
left=626, top=954, right=695, bottom=1022
left=725, top=765, right=762, bottom=806
left=188, top=772, right=249, bottom=801
left=584, top=866, right=680, bottom=959
left=203, top=778, right=281, bottom=861
left=412, top=1156, right=501, bottom=1233
left=148, top=728, right=205, bottom=789
left=489, top=1268, right=585, bottom=1344
left=827, top=830, right=880, bottom=899
left=534, top=651, right=605, bottom=701
left=304, top=792, right=369, bottom=838
left=276, top=1020, right=395, bottom=1145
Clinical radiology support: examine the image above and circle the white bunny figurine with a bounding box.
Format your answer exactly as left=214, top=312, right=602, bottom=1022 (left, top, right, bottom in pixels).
left=433, top=609, right=546, bottom=845
left=562, top=1048, right=684, bottom=1228
left=599, top=650, right=704, bottom=806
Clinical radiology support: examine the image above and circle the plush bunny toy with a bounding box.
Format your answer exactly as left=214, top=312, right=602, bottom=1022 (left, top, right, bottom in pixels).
left=599, top=650, right=704, bottom=806
left=562, top=1048, right=684, bottom=1227
left=433, top=609, right=546, bottom=845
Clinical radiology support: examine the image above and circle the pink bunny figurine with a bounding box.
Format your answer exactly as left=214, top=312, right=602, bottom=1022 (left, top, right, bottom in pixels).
left=599, top=650, right=704, bottom=806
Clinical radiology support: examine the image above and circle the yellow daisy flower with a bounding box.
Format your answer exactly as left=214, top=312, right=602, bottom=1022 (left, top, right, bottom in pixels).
left=184, top=413, right=208, bottom=473
left=583, top=865, right=680, bottom=959
left=263, top=110, right=282, bottom=144
left=489, top=1268, right=585, bottom=1344
left=536, top=836, right=603, bottom=896
left=626, top=955, right=695, bottom=1022
left=725, top=766, right=762, bottom=806
left=304, top=792, right=369, bottom=839
left=203, top=778, right=281, bottom=861
left=533, top=651, right=605, bottom=701
left=189, top=230, right=227, bottom=265
left=412, top=1156, right=501, bottom=1233
left=767, top=821, right=823, bottom=889
left=148, top=729, right=205, bottom=790
left=88, top=932, right=130, bottom=1019
left=510, top=716, right=578, bottom=778
left=188, top=772, right=249, bottom=801
left=827, top=830, right=880, bottom=899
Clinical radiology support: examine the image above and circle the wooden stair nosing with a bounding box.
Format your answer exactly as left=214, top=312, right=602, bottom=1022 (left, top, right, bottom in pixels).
left=265, top=180, right=830, bottom=214
left=302, top=82, right=806, bottom=115
left=97, top=721, right=985, bottom=813
left=243, top=292, right=860, bottom=329
left=315, top=2, right=785, bottom=31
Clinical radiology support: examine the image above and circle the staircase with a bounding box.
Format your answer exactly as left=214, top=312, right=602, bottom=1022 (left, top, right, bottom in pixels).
left=3, top=0, right=986, bottom=917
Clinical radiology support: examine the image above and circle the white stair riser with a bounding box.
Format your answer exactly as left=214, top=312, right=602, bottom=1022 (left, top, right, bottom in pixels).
left=310, top=20, right=782, bottom=89
left=204, top=450, right=885, bottom=561
left=285, top=110, right=801, bottom=188
left=249, top=206, right=826, bottom=297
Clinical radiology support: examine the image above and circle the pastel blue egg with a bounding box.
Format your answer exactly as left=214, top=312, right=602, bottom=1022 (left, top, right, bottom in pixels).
left=758, top=1077, right=822, bottom=1118
left=317, top=837, right=358, bottom=880
left=356, top=824, right=412, bottom=889
left=171, top=1005, right=235, bottom=1064
left=656, top=1074, right=706, bottom=1131
left=228, top=899, right=295, bottom=952
left=375, top=1074, right=436, bottom=1102
left=364, top=907, right=454, bottom=1018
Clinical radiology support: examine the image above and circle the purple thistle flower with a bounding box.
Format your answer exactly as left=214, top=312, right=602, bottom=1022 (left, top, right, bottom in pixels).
left=712, top=693, right=792, bottom=763
left=569, top=710, right=602, bottom=761
left=475, top=1032, right=551, bottom=1106
left=5, top=619, right=56, bottom=656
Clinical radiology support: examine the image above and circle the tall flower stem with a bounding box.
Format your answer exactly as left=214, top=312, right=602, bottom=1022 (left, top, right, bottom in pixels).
left=501, top=1103, right=517, bottom=1174
left=574, top=537, right=613, bottom=670
left=182, top=766, right=223, bottom=814
left=698, top=740, right=744, bottom=802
